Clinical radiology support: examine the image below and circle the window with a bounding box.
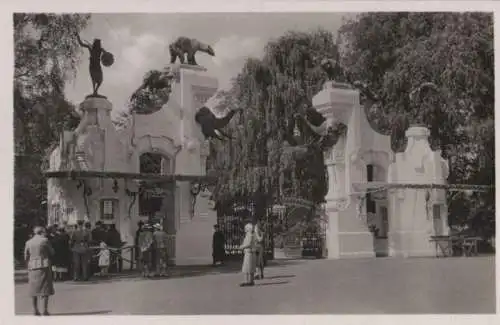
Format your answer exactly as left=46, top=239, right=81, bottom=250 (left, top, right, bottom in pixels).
left=64, top=207, right=74, bottom=223
left=367, top=164, right=374, bottom=182
left=379, top=206, right=388, bottom=238
left=101, top=199, right=118, bottom=221
left=433, top=204, right=443, bottom=236
left=366, top=193, right=376, bottom=213
left=51, top=204, right=61, bottom=224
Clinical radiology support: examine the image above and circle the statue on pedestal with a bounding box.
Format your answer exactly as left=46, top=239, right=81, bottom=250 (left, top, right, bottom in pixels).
left=76, top=33, right=114, bottom=98
left=169, top=37, right=215, bottom=66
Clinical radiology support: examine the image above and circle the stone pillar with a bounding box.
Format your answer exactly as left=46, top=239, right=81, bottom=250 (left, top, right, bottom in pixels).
left=172, top=65, right=218, bottom=265
left=313, top=82, right=375, bottom=259
left=175, top=65, right=218, bottom=176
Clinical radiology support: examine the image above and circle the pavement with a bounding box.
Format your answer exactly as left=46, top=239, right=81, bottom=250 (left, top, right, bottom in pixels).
left=13, top=256, right=496, bottom=315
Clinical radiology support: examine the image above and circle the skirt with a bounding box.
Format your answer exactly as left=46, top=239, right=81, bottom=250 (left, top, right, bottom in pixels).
left=28, top=267, right=55, bottom=297
left=241, top=250, right=256, bottom=274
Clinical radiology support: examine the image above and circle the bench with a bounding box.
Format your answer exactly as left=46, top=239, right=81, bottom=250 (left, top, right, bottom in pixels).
left=429, top=236, right=481, bottom=258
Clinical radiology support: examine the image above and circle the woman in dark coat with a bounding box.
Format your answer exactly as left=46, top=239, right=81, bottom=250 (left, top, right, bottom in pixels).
left=24, top=226, right=55, bottom=316
left=51, top=226, right=71, bottom=281
left=212, top=224, right=225, bottom=266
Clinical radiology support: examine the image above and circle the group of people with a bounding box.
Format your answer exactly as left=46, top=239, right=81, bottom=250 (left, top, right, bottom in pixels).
left=22, top=220, right=124, bottom=316
left=239, top=221, right=266, bottom=287
left=212, top=221, right=267, bottom=287
left=45, top=220, right=123, bottom=281
left=135, top=221, right=170, bottom=277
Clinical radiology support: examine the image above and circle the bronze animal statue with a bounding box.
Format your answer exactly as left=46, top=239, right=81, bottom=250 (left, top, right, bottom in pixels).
left=129, top=68, right=175, bottom=114
left=194, top=106, right=240, bottom=140
left=169, top=37, right=215, bottom=66
left=76, top=33, right=114, bottom=97
left=291, top=103, right=348, bottom=151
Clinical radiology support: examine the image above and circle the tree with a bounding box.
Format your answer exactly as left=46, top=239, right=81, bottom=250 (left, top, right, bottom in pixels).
left=14, top=13, right=91, bottom=227
left=338, top=12, right=494, bottom=238
left=208, top=29, right=338, bottom=221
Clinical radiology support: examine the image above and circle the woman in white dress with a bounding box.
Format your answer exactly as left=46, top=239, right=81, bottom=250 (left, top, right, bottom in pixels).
left=239, top=223, right=256, bottom=287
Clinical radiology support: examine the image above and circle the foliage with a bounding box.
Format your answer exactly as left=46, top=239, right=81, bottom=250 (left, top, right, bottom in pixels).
left=14, top=13, right=91, bottom=227
left=210, top=13, right=494, bottom=239
left=208, top=29, right=338, bottom=210
left=338, top=12, right=494, bottom=238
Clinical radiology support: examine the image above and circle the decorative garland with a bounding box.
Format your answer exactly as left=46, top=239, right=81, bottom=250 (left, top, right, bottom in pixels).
left=352, top=183, right=493, bottom=222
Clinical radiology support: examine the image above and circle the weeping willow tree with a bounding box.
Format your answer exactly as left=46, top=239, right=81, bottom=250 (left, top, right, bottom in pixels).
left=207, top=29, right=339, bottom=217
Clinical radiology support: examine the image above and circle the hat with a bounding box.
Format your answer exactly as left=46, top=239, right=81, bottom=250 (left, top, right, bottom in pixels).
left=33, top=226, right=45, bottom=235
left=153, top=223, right=162, bottom=230
left=244, top=223, right=253, bottom=233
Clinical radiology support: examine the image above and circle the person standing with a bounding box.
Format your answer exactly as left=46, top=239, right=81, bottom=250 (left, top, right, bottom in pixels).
left=95, top=242, right=110, bottom=276
left=152, top=224, right=169, bottom=277
left=212, top=224, right=225, bottom=266
left=24, top=226, right=55, bottom=316
left=138, top=224, right=154, bottom=277
left=91, top=221, right=106, bottom=246
left=70, top=220, right=92, bottom=281
left=239, top=223, right=256, bottom=287
left=106, top=224, right=122, bottom=273
left=254, top=221, right=265, bottom=279
left=51, top=225, right=71, bottom=281
left=134, top=221, right=144, bottom=270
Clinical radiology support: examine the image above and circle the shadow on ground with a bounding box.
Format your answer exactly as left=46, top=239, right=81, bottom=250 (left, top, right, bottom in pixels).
left=51, top=310, right=112, bottom=316
left=14, top=258, right=304, bottom=285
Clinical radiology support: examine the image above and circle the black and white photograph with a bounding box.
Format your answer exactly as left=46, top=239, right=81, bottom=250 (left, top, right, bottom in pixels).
left=8, top=2, right=496, bottom=319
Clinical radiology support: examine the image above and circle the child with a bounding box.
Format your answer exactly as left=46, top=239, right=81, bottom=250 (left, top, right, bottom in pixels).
left=96, top=241, right=110, bottom=276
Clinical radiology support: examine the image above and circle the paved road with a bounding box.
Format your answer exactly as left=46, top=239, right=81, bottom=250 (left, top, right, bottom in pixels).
left=14, top=256, right=495, bottom=315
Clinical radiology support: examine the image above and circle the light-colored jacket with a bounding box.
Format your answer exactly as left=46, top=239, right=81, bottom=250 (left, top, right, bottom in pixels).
left=153, top=230, right=169, bottom=249
left=239, top=232, right=256, bottom=253
left=24, top=235, right=54, bottom=270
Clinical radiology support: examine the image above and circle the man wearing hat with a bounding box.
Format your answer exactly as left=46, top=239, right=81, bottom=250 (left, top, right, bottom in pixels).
left=152, top=223, right=169, bottom=277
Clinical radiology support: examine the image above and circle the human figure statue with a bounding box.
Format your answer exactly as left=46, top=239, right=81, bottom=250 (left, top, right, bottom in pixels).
left=76, top=33, right=114, bottom=97
left=169, top=37, right=215, bottom=66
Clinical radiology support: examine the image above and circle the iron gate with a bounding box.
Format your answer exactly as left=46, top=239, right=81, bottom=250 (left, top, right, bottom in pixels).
left=216, top=196, right=274, bottom=261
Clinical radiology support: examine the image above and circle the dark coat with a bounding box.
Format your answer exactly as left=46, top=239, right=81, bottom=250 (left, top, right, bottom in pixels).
left=212, top=231, right=225, bottom=259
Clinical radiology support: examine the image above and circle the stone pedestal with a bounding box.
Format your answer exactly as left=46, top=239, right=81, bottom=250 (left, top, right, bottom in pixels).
left=313, top=82, right=386, bottom=259
left=387, top=126, right=450, bottom=257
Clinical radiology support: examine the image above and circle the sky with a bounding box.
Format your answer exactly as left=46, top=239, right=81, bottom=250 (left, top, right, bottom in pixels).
left=65, top=13, right=353, bottom=118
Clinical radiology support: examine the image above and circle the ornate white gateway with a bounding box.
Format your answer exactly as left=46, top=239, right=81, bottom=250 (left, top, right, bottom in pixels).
left=46, top=64, right=219, bottom=266
left=313, top=81, right=450, bottom=258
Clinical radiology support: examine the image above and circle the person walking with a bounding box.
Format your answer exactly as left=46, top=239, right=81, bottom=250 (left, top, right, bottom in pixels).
left=152, top=224, right=169, bottom=277
left=24, top=226, right=55, bottom=316
left=239, top=223, right=256, bottom=287
left=212, top=224, right=225, bottom=266
left=254, top=221, right=265, bottom=279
